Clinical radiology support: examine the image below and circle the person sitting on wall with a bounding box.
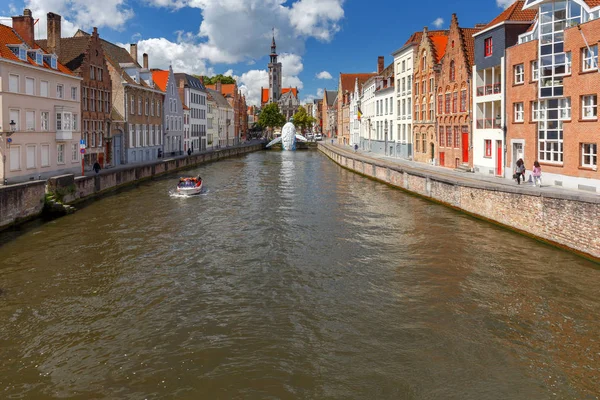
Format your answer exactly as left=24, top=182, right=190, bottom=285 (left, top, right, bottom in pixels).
left=93, top=161, right=101, bottom=174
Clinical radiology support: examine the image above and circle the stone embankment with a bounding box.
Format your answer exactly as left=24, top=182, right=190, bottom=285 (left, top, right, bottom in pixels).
left=319, top=143, right=600, bottom=261
left=0, top=143, right=263, bottom=231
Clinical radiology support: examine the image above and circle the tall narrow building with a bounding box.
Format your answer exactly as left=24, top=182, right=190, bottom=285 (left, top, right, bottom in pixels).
left=268, top=33, right=282, bottom=103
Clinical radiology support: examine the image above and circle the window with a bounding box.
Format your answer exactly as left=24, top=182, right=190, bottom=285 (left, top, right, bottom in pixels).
left=90, top=89, right=96, bottom=112
left=415, top=82, right=419, bottom=96
left=450, top=60, right=455, bottom=82
left=452, top=92, right=458, bottom=113
left=157, top=102, right=160, bottom=117
left=57, top=144, right=65, bottom=164
left=138, top=98, right=142, bottom=115
left=90, top=65, right=95, bottom=80
left=484, top=139, right=492, bottom=157
left=484, top=37, right=493, bottom=57
left=531, top=61, right=539, bottom=80
left=98, top=68, right=103, bottom=82
left=582, top=95, right=597, bottom=119
left=514, top=64, right=524, bottom=84
left=18, top=47, right=26, bottom=61
left=445, top=93, right=450, bottom=114
left=71, top=87, right=77, bottom=100
left=457, top=127, right=465, bottom=148
left=36, top=52, right=43, bottom=66
left=151, top=99, right=155, bottom=116
left=41, top=112, right=49, bottom=131
left=41, top=145, right=50, bottom=167
left=582, top=45, right=598, bottom=72
left=26, top=145, right=36, bottom=169
left=71, top=144, right=78, bottom=162
left=97, top=91, right=102, bottom=112
left=9, top=74, right=19, bottom=93
left=25, top=77, right=34, bottom=95
left=56, top=113, right=62, bottom=130
left=41, top=81, right=48, bottom=97
left=414, top=104, right=419, bottom=121
left=9, top=109, right=20, bottom=131
left=514, top=102, right=524, bottom=122
left=26, top=111, right=35, bottom=131
left=559, top=98, right=571, bottom=120
left=581, top=143, right=597, bottom=168
left=73, top=114, right=78, bottom=131
left=440, top=127, right=445, bottom=147
left=145, top=99, right=149, bottom=116
left=402, top=60, right=406, bottom=72
left=129, top=124, right=134, bottom=147
left=566, top=51, right=572, bottom=74
left=130, top=96, right=135, bottom=114
left=460, top=90, right=467, bottom=112
left=438, top=94, right=443, bottom=114
left=50, top=56, right=57, bottom=70
left=10, top=146, right=20, bottom=171
left=446, top=127, right=452, bottom=148
left=57, top=84, right=64, bottom=99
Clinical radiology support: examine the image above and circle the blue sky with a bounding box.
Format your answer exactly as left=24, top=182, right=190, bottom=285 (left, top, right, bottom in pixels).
left=0, top=0, right=511, bottom=105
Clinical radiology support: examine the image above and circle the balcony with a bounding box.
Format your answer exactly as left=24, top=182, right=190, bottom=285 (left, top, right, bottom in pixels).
left=476, top=83, right=501, bottom=96
left=476, top=118, right=502, bottom=130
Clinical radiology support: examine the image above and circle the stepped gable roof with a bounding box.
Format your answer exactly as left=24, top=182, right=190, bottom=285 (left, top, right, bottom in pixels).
left=0, top=23, right=73, bottom=75
left=261, top=87, right=298, bottom=104
left=37, top=36, right=89, bottom=73
left=207, top=88, right=232, bottom=109
left=484, top=1, right=537, bottom=29
left=325, top=90, right=337, bottom=107
left=459, top=27, right=482, bottom=67
left=151, top=70, right=169, bottom=92
left=340, top=73, right=376, bottom=93
left=403, top=29, right=448, bottom=47
left=206, top=83, right=237, bottom=97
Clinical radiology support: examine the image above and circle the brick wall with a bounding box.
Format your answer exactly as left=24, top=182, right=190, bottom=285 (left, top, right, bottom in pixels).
left=0, top=181, right=45, bottom=229
left=320, top=143, right=600, bottom=260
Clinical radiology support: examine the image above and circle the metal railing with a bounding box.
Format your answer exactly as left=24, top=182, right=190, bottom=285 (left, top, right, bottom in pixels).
left=476, top=83, right=501, bottom=96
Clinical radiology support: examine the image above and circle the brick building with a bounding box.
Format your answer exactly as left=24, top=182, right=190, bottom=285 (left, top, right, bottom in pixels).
left=412, top=27, right=449, bottom=164
left=337, top=72, right=376, bottom=145
left=206, top=81, right=246, bottom=144
left=322, top=90, right=337, bottom=137
left=435, top=14, right=481, bottom=169
left=506, top=0, right=600, bottom=192
left=37, top=15, right=112, bottom=168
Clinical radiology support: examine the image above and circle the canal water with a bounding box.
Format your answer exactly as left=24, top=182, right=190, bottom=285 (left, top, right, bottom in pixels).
left=0, top=151, right=599, bottom=399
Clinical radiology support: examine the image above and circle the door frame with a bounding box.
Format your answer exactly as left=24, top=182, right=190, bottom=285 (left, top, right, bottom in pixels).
left=461, top=132, right=469, bottom=163
left=496, top=140, right=503, bottom=176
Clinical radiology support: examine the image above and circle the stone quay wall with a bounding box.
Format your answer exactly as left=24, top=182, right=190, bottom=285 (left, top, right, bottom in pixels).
left=0, top=180, right=46, bottom=229
left=319, top=143, right=600, bottom=261
left=1, top=144, right=263, bottom=231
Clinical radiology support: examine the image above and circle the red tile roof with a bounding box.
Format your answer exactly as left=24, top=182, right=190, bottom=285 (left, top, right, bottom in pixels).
left=0, top=23, right=73, bottom=75
left=459, top=27, right=482, bottom=67
left=151, top=70, right=169, bottom=92
left=430, top=33, right=449, bottom=63
left=404, top=30, right=448, bottom=47
left=206, top=83, right=238, bottom=97
left=339, top=73, right=376, bottom=93
left=585, top=0, right=600, bottom=6
left=261, top=87, right=298, bottom=104
left=483, top=1, right=537, bottom=30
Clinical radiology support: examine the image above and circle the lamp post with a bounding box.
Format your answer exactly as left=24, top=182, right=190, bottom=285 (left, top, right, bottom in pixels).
left=1, top=120, right=16, bottom=185
left=384, top=120, right=388, bottom=156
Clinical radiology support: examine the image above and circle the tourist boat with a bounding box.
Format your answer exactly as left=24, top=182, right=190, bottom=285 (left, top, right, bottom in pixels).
left=176, top=176, right=203, bottom=195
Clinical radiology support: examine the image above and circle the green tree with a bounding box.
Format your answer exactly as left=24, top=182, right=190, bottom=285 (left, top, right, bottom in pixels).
left=258, top=103, right=286, bottom=136
left=197, top=74, right=237, bottom=85
left=292, top=106, right=315, bottom=133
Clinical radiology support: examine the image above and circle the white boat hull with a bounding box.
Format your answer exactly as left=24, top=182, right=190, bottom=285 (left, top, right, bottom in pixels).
left=176, top=182, right=203, bottom=195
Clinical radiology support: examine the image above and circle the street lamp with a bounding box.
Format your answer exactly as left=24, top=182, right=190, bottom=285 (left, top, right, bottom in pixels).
left=384, top=120, right=388, bottom=156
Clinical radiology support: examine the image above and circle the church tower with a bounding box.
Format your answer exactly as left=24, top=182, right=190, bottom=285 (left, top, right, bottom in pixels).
left=268, top=31, right=282, bottom=104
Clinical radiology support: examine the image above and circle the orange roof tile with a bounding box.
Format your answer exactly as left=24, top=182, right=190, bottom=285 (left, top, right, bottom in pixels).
left=585, top=0, right=600, bottom=6
left=339, top=73, right=376, bottom=93
left=430, top=34, right=449, bottom=63
left=460, top=27, right=482, bottom=67
left=151, top=70, right=169, bottom=92
left=261, top=87, right=298, bottom=104
left=483, top=1, right=537, bottom=30
left=404, top=30, right=448, bottom=47
left=0, top=23, right=73, bottom=75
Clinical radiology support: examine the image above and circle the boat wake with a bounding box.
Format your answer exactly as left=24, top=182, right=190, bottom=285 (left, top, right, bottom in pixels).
left=169, top=188, right=209, bottom=198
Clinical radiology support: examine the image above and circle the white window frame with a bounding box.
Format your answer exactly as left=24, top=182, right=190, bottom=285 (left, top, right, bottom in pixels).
left=41, top=144, right=50, bottom=167
left=25, top=77, right=35, bottom=95
left=26, top=145, right=36, bottom=169
left=581, top=143, right=597, bottom=168
left=57, top=144, right=65, bottom=164
left=582, top=95, right=597, bottom=120
left=71, top=143, right=79, bottom=162
left=531, top=61, right=539, bottom=80
left=41, top=111, right=49, bottom=131
left=9, top=109, right=20, bottom=131
left=514, top=102, right=524, bottom=122
left=9, top=74, right=19, bottom=93
left=514, top=64, right=524, bottom=84
left=71, top=86, right=77, bottom=100
left=582, top=45, right=598, bottom=72
left=26, top=110, right=35, bottom=131
left=57, top=84, right=64, bottom=99
left=9, top=145, right=21, bottom=171
left=40, top=81, right=49, bottom=97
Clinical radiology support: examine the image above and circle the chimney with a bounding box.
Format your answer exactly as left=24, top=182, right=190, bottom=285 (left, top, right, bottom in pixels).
left=130, top=44, right=138, bottom=64
left=216, top=80, right=222, bottom=93
left=46, top=12, right=62, bottom=55
left=12, top=9, right=35, bottom=47
left=143, top=53, right=148, bottom=69
left=179, top=78, right=185, bottom=89
left=377, top=56, right=384, bottom=75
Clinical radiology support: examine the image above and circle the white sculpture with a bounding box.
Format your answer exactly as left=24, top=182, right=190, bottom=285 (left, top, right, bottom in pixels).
left=266, top=118, right=308, bottom=151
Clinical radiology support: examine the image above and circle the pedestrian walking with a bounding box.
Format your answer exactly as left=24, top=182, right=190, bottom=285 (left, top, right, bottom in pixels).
left=93, top=161, right=101, bottom=174
left=532, top=160, right=542, bottom=187
left=354, top=144, right=358, bottom=152
left=514, top=158, right=525, bottom=185
left=187, top=148, right=192, bottom=156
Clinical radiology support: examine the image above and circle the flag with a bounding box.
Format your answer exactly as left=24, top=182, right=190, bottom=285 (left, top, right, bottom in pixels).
left=357, top=107, right=363, bottom=121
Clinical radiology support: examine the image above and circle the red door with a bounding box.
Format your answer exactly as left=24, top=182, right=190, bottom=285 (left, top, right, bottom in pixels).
left=461, top=132, right=469, bottom=163
left=496, top=140, right=502, bottom=176
left=439, top=152, right=445, bottom=167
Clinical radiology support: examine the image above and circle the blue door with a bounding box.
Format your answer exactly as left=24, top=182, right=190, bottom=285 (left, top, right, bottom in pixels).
left=113, top=136, right=122, bottom=165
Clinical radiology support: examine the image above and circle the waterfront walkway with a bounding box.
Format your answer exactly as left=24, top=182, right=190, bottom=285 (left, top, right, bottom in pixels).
left=324, top=142, right=600, bottom=203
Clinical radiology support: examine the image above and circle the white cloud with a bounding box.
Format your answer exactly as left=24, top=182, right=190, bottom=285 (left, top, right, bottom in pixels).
left=496, top=0, right=514, bottom=8
left=316, top=71, right=332, bottom=79
left=302, top=87, right=323, bottom=104
left=432, top=17, right=444, bottom=28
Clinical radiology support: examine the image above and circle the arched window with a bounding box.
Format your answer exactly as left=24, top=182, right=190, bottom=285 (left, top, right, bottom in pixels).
left=450, top=60, right=455, bottom=82
left=421, top=51, right=427, bottom=71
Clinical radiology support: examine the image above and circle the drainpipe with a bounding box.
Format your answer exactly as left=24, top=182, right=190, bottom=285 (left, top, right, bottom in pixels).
left=577, top=24, right=599, bottom=71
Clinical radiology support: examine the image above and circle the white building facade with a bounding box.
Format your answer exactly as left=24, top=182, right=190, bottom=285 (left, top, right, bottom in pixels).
left=392, top=41, right=416, bottom=159
left=359, top=77, right=376, bottom=151
left=175, top=74, right=207, bottom=153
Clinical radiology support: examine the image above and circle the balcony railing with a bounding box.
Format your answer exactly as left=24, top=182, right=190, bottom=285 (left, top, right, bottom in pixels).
left=476, top=118, right=502, bottom=129
left=476, top=83, right=501, bottom=96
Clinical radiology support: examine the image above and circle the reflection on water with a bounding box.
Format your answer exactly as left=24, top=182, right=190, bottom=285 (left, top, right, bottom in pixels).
left=0, top=151, right=599, bottom=399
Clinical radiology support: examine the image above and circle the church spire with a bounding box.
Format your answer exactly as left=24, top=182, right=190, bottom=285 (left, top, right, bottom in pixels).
left=271, top=28, right=277, bottom=55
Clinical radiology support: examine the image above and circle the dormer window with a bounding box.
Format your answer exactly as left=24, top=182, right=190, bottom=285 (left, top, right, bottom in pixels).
left=51, top=56, right=57, bottom=69
left=42, top=54, right=59, bottom=70
left=19, top=47, right=27, bottom=61
left=36, top=52, right=43, bottom=66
